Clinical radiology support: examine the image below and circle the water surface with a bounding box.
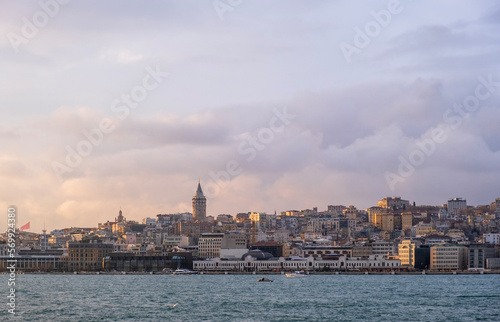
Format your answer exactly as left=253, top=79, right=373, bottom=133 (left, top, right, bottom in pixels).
left=3, top=274, right=500, bottom=321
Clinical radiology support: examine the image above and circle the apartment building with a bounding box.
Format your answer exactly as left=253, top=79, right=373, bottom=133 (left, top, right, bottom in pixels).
left=198, top=233, right=225, bottom=259
left=198, top=233, right=248, bottom=259
left=468, top=244, right=497, bottom=269
left=372, top=240, right=396, bottom=256
left=447, top=198, right=467, bottom=216
left=398, top=239, right=421, bottom=267
left=68, top=242, right=113, bottom=271
left=377, top=197, right=410, bottom=210
left=430, top=243, right=468, bottom=270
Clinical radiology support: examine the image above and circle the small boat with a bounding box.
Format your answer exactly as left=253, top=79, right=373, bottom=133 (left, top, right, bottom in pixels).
left=257, top=277, right=273, bottom=282
left=285, top=270, right=308, bottom=278
left=173, top=268, right=198, bottom=275
left=167, top=303, right=178, bottom=309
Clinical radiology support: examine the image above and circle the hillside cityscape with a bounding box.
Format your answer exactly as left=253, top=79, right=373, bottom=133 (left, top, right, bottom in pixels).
left=2, top=182, right=500, bottom=273
left=4, top=1, right=500, bottom=320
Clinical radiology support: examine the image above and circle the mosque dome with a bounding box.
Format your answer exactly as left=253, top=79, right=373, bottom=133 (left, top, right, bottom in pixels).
left=241, top=249, right=274, bottom=260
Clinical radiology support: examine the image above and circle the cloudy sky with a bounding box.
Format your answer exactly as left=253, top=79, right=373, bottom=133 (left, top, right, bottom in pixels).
left=1, top=0, right=500, bottom=232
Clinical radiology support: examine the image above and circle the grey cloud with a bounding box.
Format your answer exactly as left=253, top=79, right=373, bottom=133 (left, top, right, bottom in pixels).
left=289, top=78, right=447, bottom=148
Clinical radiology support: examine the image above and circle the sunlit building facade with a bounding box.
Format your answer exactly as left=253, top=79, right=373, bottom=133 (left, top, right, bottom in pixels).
left=398, top=239, right=421, bottom=267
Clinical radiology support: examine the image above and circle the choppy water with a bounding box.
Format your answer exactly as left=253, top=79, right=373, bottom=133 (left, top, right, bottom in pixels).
left=2, top=274, right=500, bottom=321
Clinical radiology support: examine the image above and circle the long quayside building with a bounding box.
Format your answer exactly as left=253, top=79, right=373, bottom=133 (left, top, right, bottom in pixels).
left=193, top=253, right=400, bottom=272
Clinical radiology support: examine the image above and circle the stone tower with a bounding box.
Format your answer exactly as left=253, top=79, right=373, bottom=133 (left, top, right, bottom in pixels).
left=116, top=209, right=125, bottom=223
left=192, top=181, right=207, bottom=221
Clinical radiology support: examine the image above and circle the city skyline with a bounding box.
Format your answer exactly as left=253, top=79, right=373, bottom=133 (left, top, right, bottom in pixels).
left=1, top=1, right=500, bottom=233
left=10, top=180, right=499, bottom=234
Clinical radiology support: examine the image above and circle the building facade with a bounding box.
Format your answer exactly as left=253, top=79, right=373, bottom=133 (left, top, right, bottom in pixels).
left=447, top=198, right=467, bottom=216
left=198, top=233, right=249, bottom=259
left=377, top=197, right=410, bottom=210
left=372, top=240, right=396, bottom=256
left=68, top=242, right=113, bottom=271
left=430, top=243, right=468, bottom=271
left=0, top=255, right=62, bottom=271
left=468, top=244, right=497, bottom=270
left=193, top=255, right=400, bottom=272
left=398, top=239, right=421, bottom=267
left=174, top=221, right=213, bottom=237
left=103, top=252, right=193, bottom=272
left=484, top=233, right=499, bottom=245
left=250, top=241, right=284, bottom=258
left=198, top=233, right=224, bottom=259
left=381, top=213, right=402, bottom=232
left=412, top=223, right=434, bottom=237
left=301, top=246, right=353, bottom=258
left=414, top=245, right=430, bottom=270
left=402, top=213, right=414, bottom=230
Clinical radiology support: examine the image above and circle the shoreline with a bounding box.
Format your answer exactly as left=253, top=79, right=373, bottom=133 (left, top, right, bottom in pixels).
left=3, top=270, right=499, bottom=275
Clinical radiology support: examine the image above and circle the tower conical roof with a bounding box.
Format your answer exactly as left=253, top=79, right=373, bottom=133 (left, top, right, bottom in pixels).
left=195, top=181, right=205, bottom=197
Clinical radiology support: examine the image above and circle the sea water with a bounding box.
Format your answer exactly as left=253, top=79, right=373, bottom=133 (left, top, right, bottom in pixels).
left=3, top=274, right=500, bottom=321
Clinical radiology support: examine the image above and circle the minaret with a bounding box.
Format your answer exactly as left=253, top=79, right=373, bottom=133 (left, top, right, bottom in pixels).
left=192, top=180, right=207, bottom=222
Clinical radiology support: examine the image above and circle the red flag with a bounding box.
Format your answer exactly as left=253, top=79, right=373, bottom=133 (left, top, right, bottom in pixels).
left=20, top=222, right=30, bottom=231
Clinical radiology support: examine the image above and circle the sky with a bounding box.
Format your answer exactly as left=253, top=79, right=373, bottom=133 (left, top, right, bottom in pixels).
left=1, top=0, right=500, bottom=233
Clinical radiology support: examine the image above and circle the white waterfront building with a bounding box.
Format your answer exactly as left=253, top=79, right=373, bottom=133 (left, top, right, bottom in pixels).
left=193, top=255, right=400, bottom=272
